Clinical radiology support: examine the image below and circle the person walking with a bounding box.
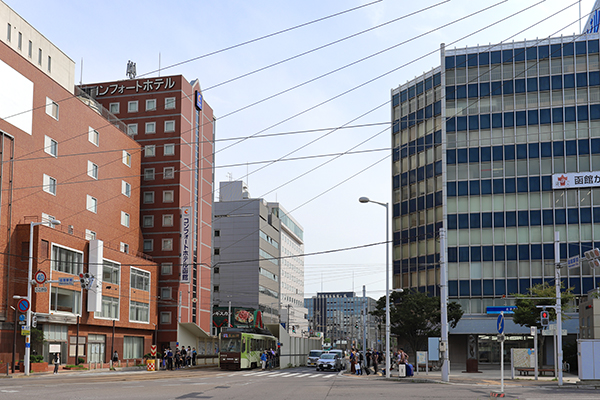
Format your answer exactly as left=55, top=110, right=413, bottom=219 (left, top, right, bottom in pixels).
left=261, top=351, right=268, bottom=370
left=112, top=350, right=119, bottom=367
left=53, top=353, right=60, bottom=374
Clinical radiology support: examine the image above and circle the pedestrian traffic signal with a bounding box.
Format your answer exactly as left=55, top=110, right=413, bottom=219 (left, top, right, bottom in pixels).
left=540, top=310, right=549, bottom=327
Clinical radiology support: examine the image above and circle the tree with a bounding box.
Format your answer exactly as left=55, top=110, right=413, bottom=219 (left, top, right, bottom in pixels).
left=370, top=290, right=463, bottom=361
left=512, top=282, right=575, bottom=367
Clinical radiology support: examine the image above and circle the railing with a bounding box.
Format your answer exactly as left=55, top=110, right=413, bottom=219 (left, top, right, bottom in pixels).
left=74, top=87, right=130, bottom=136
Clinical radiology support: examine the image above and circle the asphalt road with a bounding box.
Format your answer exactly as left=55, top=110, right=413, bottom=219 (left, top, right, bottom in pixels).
left=0, top=366, right=598, bottom=400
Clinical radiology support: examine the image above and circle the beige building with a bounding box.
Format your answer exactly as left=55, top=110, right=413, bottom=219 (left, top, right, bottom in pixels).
left=579, top=289, right=600, bottom=339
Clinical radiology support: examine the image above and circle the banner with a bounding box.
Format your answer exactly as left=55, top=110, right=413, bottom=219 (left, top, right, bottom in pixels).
left=552, top=172, right=600, bottom=189
left=180, top=207, right=191, bottom=283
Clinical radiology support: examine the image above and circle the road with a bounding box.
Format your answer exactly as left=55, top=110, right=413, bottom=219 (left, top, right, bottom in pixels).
left=0, top=366, right=597, bottom=399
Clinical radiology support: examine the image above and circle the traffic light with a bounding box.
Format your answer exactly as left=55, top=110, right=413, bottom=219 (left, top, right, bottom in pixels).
left=79, top=273, right=91, bottom=289
left=540, top=310, right=550, bottom=327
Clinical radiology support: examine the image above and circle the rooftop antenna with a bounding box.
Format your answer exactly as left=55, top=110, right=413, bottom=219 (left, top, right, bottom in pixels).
left=126, top=60, right=136, bottom=79
left=158, top=52, right=161, bottom=77
left=79, top=58, right=83, bottom=85
left=226, top=172, right=233, bottom=181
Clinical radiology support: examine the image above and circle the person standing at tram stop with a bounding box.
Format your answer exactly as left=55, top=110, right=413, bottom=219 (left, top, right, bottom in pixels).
left=53, top=353, right=60, bottom=374
left=261, top=351, right=268, bottom=370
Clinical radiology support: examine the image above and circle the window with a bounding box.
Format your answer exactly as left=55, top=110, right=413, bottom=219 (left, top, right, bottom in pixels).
left=214, top=248, right=220, bottom=255
left=120, top=242, right=129, bottom=254
left=161, top=263, right=173, bottom=275
left=38, top=48, right=42, bottom=65
left=86, top=195, right=97, bottom=213
left=27, top=40, right=32, bottom=58
left=145, top=122, right=156, bottom=134
left=50, top=287, right=81, bottom=315
left=130, top=268, right=150, bottom=291
left=46, top=98, right=59, bottom=120
left=161, top=238, right=173, bottom=251
left=143, top=240, right=153, bottom=252
left=213, top=285, right=219, bottom=292
left=123, top=336, right=144, bottom=358
left=47, top=56, right=51, bottom=72
left=17, top=32, right=22, bottom=50
left=121, top=211, right=130, bottom=227
left=51, top=245, right=83, bottom=275
left=164, top=120, right=175, bottom=132
left=144, top=145, right=155, bottom=157
left=44, top=136, right=57, bottom=157
left=165, top=97, right=176, bottom=109
left=122, top=151, right=131, bottom=167
left=6, top=23, right=11, bottom=41
left=146, top=99, right=156, bottom=111
left=87, top=161, right=98, bottom=179
left=97, top=296, right=119, bottom=319
left=142, top=215, right=154, bottom=227
left=122, top=181, right=131, bottom=197
left=128, top=101, right=138, bottom=112
left=164, top=143, right=175, bottom=156
left=43, top=174, right=57, bottom=195
left=163, top=190, right=174, bottom=203
left=85, top=229, right=96, bottom=240
left=88, top=127, right=99, bottom=146
left=103, top=260, right=120, bottom=285
left=144, top=168, right=155, bottom=180
left=162, top=214, right=173, bottom=227
left=214, top=230, right=220, bottom=237
left=160, top=287, right=171, bottom=300
left=163, top=167, right=174, bottom=179
left=109, top=103, right=120, bottom=114
left=160, top=312, right=171, bottom=324
left=143, top=191, right=155, bottom=204
left=43, top=324, right=67, bottom=341
left=127, top=124, right=138, bottom=135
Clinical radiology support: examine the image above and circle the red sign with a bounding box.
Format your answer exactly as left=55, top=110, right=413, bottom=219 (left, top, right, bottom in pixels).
left=34, top=270, right=47, bottom=285
left=150, top=345, right=157, bottom=356
left=17, top=299, right=30, bottom=313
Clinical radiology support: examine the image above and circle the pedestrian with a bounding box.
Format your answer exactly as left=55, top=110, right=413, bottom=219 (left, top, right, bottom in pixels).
left=261, top=351, right=267, bottom=370
left=366, top=349, right=372, bottom=368
left=350, top=350, right=356, bottom=374
left=53, top=353, right=60, bottom=374
left=180, top=346, right=187, bottom=368
left=167, top=348, right=173, bottom=370
left=186, top=346, right=192, bottom=367
left=192, top=347, right=197, bottom=366
left=112, top=350, right=119, bottom=367
left=355, top=352, right=362, bottom=375
left=372, top=351, right=379, bottom=374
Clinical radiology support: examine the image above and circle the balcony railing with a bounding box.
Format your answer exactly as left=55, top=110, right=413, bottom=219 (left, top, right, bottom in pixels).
left=75, top=86, right=130, bottom=136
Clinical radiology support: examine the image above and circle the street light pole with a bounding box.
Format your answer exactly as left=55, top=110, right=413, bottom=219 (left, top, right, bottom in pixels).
left=26, top=219, right=60, bottom=376
left=440, top=227, right=450, bottom=382
left=359, top=197, right=390, bottom=379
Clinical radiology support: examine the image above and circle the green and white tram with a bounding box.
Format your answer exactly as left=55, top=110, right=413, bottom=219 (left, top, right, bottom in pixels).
left=219, top=328, right=277, bottom=370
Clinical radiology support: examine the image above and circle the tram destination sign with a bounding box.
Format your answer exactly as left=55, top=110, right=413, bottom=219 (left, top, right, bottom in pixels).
left=552, top=172, right=600, bottom=189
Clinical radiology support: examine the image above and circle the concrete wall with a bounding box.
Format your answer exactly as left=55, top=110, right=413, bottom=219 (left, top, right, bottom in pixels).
left=278, top=325, right=322, bottom=368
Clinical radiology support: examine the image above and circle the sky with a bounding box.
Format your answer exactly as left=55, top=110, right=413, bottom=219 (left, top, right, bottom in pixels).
left=4, top=0, right=598, bottom=301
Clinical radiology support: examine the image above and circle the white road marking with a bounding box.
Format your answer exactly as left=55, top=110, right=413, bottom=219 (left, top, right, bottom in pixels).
left=1, top=390, right=19, bottom=393
left=321, top=374, right=335, bottom=378
left=284, top=373, right=301, bottom=377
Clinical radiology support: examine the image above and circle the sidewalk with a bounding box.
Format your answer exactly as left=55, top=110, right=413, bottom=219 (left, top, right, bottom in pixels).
left=344, top=363, right=584, bottom=388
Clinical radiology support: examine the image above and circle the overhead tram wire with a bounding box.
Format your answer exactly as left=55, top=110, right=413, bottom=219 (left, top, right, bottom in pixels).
left=202, top=1, right=451, bottom=92
left=2, top=1, right=455, bottom=166
left=135, top=0, right=384, bottom=78
left=4, top=4, right=580, bottom=244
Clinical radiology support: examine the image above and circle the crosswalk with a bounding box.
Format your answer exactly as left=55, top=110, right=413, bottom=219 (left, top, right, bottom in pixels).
left=222, top=370, right=338, bottom=380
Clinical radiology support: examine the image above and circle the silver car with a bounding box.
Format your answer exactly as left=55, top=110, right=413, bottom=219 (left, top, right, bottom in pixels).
left=316, top=353, right=342, bottom=372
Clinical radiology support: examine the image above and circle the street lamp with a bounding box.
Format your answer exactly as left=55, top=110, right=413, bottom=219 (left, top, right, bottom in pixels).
left=25, top=218, right=60, bottom=376
left=359, top=196, right=391, bottom=378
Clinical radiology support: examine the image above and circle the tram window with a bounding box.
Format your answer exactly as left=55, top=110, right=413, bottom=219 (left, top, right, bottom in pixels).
left=222, top=338, right=240, bottom=352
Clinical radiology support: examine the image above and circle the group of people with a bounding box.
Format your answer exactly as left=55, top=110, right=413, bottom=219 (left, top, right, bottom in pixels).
left=260, top=348, right=278, bottom=370
left=162, top=346, right=197, bottom=370
left=349, top=348, right=382, bottom=375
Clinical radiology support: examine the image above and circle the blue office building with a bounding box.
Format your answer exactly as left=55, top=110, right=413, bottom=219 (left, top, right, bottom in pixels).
left=392, top=34, right=600, bottom=364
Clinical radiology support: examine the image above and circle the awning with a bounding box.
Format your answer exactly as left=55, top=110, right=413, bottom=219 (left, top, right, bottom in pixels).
left=179, top=322, right=213, bottom=339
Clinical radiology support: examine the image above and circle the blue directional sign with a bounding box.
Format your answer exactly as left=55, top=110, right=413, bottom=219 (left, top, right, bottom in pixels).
left=567, top=255, right=580, bottom=269
left=19, top=314, right=25, bottom=321
left=486, top=306, right=517, bottom=314
left=497, top=314, right=505, bottom=334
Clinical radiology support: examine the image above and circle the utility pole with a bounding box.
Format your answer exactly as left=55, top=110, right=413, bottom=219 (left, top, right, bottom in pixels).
left=554, top=231, right=564, bottom=386
left=440, top=227, right=450, bottom=382
left=362, top=286, right=366, bottom=354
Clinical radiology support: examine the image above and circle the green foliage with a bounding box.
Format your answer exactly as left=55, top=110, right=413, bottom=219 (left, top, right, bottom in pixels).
left=512, top=282, right=575, bottom=329
left=64, top=364, right=86, bottom=370
left=77, top=357, right=85, bottom=364
left=323, top=338, right=331, bottom=344
left=30, top=354, right=44, bottom=363
left=30, top=327, right=45, bottom=347
left=144, top=352, right=163, bottom=359
left=371, top=289, right=463, bottom=357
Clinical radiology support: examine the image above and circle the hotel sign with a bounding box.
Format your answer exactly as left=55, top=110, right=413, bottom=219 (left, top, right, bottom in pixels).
left=552, top=172, right=600, bottom=189
left=180, top=207, right=192, bottom=283
left=584, top=0, right=600, bottom=34
left=94, top=77, right=177, bottom=96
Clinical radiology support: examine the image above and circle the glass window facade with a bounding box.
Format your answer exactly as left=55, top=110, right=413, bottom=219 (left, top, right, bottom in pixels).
left=393, top=37, right=600, bottom=314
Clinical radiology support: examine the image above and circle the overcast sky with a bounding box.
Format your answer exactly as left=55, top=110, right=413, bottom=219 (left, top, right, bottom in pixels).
left=5, top=0, right=597, bottom=301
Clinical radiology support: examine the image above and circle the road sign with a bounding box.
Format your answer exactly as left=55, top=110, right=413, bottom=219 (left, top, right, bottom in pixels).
left=19, top=314, right=25, bottom=321
left=542, top=329, right=567, bottom=336
left=34, top=270, right=47, bottom=284
left=34, top=286, right=48, bottom=293
left=59, top=277, right=74, bottom=285
left=497, top=314, right=505, bottom=334
left=21, top=326, right=30, bottom=336
left=567, top=255, right=580, bottom=269
left=486, top=306, right=517, bottom=314
left=18, top=321, right=26, bottom=325
left=17, top=298, right=30, bottom=313
left=151, top=345, right=157, bottom=356
left=530, top=326, right=537, bottom=336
